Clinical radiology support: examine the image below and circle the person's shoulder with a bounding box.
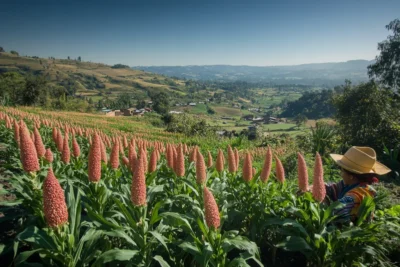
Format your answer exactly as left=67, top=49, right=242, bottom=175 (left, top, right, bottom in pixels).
left=346, top=185, right=376, bottom=202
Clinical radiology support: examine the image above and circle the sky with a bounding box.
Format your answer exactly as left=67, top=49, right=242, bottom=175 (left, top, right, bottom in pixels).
left=1, top=0, right=399, bottom=66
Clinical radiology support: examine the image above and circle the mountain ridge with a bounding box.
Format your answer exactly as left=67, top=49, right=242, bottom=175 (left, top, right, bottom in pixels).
left=133, top=60, right=374, bottom=86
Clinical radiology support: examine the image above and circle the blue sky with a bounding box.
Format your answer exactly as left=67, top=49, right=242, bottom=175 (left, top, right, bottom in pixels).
left=1, top=0, right=399, bottom=66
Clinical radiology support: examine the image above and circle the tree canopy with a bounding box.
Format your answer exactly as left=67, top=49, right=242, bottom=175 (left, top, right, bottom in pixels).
left=368, top=19, right=400, bottom=92
left=151, top=92, right=170, bottom=114
left=280, top=90, right=335, bottom=119
left=333, top=81, right=400, bottom=151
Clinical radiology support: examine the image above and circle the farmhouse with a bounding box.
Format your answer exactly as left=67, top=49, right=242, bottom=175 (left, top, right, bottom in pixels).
left=232, top=103, right=240, bottom=108
left=169, top=111, right=183, bottom=114
left=216, top=130, right=226, bottom=136
left=121, top=108, right=136, bottom=116
left=252, top=117, right=263, bottom=122
left=242, top=114, right=254, bottom=121
left=101, top=108, right=122, bottom=117
left=189, top=102, right=197, bottom=106
left=267, top=116, right=281, bottom=124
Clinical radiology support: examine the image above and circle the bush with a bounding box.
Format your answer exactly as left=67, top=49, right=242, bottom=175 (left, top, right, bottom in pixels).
left=111, top=64, right=130, bottom=69
left=166, top=113, right=217, bottom=137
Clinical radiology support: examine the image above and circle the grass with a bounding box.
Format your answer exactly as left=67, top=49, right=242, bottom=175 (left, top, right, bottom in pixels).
left=188, top=104, right=208, bottom=114
left=262, top=123, right=298, bottom=131
left=212, top=106, right=242, bottom=117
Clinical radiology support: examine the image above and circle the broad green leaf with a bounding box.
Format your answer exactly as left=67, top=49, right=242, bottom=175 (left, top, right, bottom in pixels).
left=179, top=241, right=200, bottom=256
left=73, top=228, right=104, bottom=265
left=356, top=196, right=375, bottom=226
left=276, top=236, right=312, bottom=252
left=147, top=185, right=164, bottom=203
left=17, top=227, right=57, bottom=250
left=264, top=217, right=309, bottom=238
left=14, top=249, right=44, bottom=265
left=113, top=197, right=138, bottom=229
left=222, top=235, right=259, bottom=255
left=160, top=212, right=193, bottom=233
left=149, top=231, right=169, bottom=253
left=85, top=204, right=121, bottom=230
left=92, top=249, right=138, bottom=266
left=201, top=242, right=213, bottom=267
left=227, top=257, right=250, bottom=267
left=321, top=201, right=345, bottom=226
left=150, top=201, right=164, bottom=226
left=153, top=255, right=171, bottom=267
left=104, top=230, right=137, bottom=248
left=196, top=217, right=209, bottom=238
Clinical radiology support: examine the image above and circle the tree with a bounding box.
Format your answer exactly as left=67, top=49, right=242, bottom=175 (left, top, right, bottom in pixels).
left=111, top=64, right=130, bottom=69
left=78, top=56, right=81, bottom=62
left=333, top=81, right=400, bottom=152
left=294, top=114, right=308, bottom=129
left=280, top=90, right=335, bottom=119
left=206, top=105, right=215, bottom=114
left=0, top=72, right=26, bottom=105
left=22, top=75, right=48, bottom=106
left=166, top=113, right=214, bottom=137
left=136, top=100, right=146, bottom=109
left=10, top=50, right=19, bottom=56
left=113, top=93, right=132, bottom=109
left=263, top=110, right=273, bottom=124
left=68, top=56, right=70, bottom=60
left=151, top=92, right=170, bottom=114
left=0, top=47, right=4, bottom=53
left=368, top=19, right=400, bottom=91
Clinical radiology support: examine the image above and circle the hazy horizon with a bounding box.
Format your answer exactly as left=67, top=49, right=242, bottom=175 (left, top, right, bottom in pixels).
left=1, top=0, right=399, bottom=66
left=133, top=59, right=374, bottom=68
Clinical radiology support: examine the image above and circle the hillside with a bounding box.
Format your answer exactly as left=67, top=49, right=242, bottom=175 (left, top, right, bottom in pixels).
left=0, top=52, right=187, bottom=101
left=134, top=60, right=373, bottom=86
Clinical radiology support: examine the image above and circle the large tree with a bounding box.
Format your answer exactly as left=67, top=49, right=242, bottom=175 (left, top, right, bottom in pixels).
left=368, top=19, right=400, bottom=92
left=151, top=92, right=170, bottom=114
left=333, top=81, right=400, bottom=152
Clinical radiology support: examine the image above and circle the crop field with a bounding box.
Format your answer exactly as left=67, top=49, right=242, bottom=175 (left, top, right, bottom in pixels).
left=0, top=107, right=399, bottom=266
left=211, top=106, right=242, bottom=117
left=252, top=88, right=303, bottom=107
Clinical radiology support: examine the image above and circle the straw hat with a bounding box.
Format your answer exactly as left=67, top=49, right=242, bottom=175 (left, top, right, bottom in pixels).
left=330, top=146, right=391, bottom=175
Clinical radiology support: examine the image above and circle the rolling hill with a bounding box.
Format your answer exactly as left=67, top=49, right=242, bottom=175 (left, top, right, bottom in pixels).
left=0, top=52, right=187, bottom=100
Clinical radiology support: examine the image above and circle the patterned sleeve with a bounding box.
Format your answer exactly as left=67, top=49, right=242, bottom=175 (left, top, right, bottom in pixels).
left=325, top=180, right=345, bottom=201
left=332, top=195, right=356, bottom=223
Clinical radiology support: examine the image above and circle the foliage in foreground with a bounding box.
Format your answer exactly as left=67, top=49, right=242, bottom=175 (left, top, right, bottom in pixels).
left=0, top=109, right=399, bottom=267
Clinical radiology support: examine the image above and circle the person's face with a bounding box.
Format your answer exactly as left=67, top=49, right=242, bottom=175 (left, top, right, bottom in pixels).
left=340, top=167, right=354, bottom=185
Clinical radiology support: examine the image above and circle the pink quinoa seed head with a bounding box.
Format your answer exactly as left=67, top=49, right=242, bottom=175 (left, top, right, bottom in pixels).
left=43, top=168, right=69, bottom=227
left=312, top=152, right=326, bottom=203
left=297, top=152, right=309, bottom=192
left=203, top=187, right=220, bottom=229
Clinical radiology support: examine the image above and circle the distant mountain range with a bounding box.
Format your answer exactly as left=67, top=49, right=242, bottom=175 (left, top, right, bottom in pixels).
left=133, top=60, right=374, bottom=86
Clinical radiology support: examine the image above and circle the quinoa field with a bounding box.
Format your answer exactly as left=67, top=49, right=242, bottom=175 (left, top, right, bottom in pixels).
left=0, top=107, right=399, bottom=267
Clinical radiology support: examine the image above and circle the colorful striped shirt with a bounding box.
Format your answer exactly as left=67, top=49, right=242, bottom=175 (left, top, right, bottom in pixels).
left=325, top=180, right=376, bottom=223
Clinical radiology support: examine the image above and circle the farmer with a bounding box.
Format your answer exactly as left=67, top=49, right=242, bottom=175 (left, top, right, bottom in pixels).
left=326, top=146, right=391, bottom=223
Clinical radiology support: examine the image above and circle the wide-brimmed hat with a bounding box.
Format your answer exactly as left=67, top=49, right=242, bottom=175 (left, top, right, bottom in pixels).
left=330, top=146, right=391, bottom=175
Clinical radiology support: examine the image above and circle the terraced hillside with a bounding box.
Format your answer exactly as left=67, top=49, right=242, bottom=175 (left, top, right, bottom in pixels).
left=0, top=52, right=187, bottom=101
